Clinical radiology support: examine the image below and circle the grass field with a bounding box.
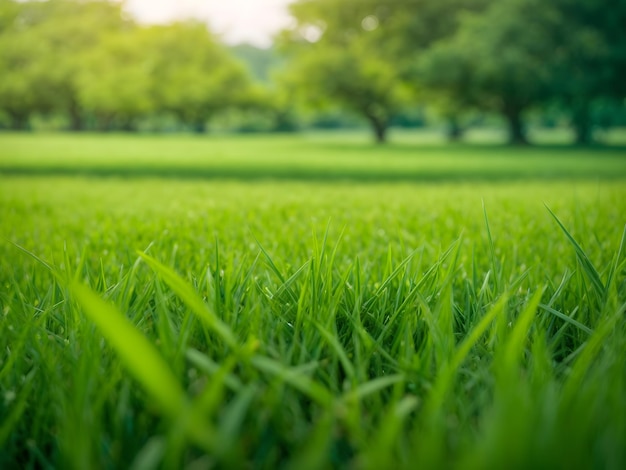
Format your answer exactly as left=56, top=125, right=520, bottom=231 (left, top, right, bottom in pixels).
left=1, top=132, right=625, bottom=469
left=2, top=131, right=626, bottom=181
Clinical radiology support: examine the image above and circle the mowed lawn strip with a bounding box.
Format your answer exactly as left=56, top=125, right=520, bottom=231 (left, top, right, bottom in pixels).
left=1, top=132, right=625, bottom=181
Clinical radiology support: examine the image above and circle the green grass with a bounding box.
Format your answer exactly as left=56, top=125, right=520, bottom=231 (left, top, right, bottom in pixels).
left=1, top=131, right=625, bottom=181
left=1, top=132, right=625, bottom=469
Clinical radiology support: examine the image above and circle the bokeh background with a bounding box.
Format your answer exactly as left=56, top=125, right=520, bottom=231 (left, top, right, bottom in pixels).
left=1, top=0, right=625, bottom=145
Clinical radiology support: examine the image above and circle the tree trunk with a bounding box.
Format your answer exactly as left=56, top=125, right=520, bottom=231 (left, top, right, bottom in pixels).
left=572, top=100, right=593, bottom=146
left=447, top=116, right=463, bottom=142
left=504, top=106, right=528, bottom=145
left=120, top=119, right=137, bottom=132
left=367, top=115, right=388, bottom=144
left=96, top=114, right=114, bottom=132
left=68, top=102, right=84, bottom=131
left=8, top=111, right=30, bottom=130
left=192, top=120, right=207, bottom=134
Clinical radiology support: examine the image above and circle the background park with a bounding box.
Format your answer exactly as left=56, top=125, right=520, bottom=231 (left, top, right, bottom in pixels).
left=1, top=0, right=625, bottom=469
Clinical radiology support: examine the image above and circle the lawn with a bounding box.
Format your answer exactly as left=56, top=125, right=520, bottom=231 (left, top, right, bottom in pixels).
left=1, top=131, right=626, bottom=181
left=0, top=132, right=625, bottom=469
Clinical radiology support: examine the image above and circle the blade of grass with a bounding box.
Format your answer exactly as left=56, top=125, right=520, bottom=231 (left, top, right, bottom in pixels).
left=499, top=288, right=544, bottom=375
left=250, top=355, right=334, bottom=406
left=252, top=235, right=300, bottom=305
left=424, top=293, right=509, bottom=418
left=342, top=374, right=404, bottom=402
left=538, top=303, right=593, bottom=335
left=483, top=202, right=500, bottom=293
left=312, top=319, right=356, bottom=382
left=137, top=251, right=238, bottom=350
left=217, top=384, right=258, bottom=455
left=71, top=282, right=218, bottom=455
left=0, top=368, right=36, bottom=448
left=186, top=348, right=243, bottom=392
left=604, top=224, right=626, bottom=303
left=70, top=282, right=188, bottom=417
left=562, top=302, right=625, bottom=404
left=10, top=242, right=58, bottom=277
left=286, top=413, right=335, bottom=470
left=129, top=437, right=166, bottom=470
left=362, top=395, right=419, bottom=470
left=545, top=205, right=605, bottom=300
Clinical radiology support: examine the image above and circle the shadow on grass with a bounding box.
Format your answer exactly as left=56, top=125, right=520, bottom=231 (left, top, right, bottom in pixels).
left=2, top=164, right=626, bottom=183
left=308, top=141, right=626, bottom=156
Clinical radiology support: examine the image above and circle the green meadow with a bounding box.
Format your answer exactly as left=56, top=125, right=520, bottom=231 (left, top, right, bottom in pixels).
left=2, top=130, right=626, bottom=181
left=1, top=132, right=625, bottom=469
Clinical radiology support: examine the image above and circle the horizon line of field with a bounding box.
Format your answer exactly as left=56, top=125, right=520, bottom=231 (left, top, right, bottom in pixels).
left=2, top=165, right=626, bottom=183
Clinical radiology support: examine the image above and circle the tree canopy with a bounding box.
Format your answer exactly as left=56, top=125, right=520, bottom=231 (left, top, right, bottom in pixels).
left=281, top=0, right=626, bottom=144
left=0, top=0, right=255, bottom=132
left=0, top=0, right=624, bottom=143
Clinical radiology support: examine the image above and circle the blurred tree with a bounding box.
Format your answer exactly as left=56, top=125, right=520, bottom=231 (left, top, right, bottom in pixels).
left=146, top=22, right=254, bottom=133
left=549, top=0, right=626, bottom=144
left=280, top=0, right=494, bottom=142
left=283, top=44, right=412, bottom=142
left=229, top=44, right=283, bottom=83
left=280, top=0, right=415, bottom=143
left=0, top=0, right=58, bottom=129
left=3, top=0, right=623, bottom=140
left=0, top=0, right=129, bottom=130
left=0, top=1, right=255, bottom=132
left=0, top=28, right=48, bottom=128
left=384, top=0, right=491, bottom=141
left=227, top=45, right=301, bottom=132
left=29, top=0, right=129, bottom=130
left=76, top=28, right=155, bottom=130
left=418, top=0, right=561, bottom=145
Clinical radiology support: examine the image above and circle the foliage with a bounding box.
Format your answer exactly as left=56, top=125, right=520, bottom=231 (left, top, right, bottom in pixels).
left=418, top=0, right=563, bottom=144
left=0, top=0, right=255, bottom=132
left=278, top=0, right=417, bottom=143
left=76, top=27, right=156, bottom=130
left=0, top=0, right=625, bottom=142
left=548, top=0, right=626, bottom=144
left=144, top=23, right=253, bottom=132
left=415, top=0, right=626, bottom=144
left=0, top=0, right=132, bottom=130
left=281, top=43, right=412, bottom=143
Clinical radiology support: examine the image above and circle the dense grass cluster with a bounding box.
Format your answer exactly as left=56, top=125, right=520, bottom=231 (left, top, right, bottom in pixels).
left=1, top=134, right=625, bottom=469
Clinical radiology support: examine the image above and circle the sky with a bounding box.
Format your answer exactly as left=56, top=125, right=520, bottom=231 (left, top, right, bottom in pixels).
left=122, top=0, right=294, bottom=48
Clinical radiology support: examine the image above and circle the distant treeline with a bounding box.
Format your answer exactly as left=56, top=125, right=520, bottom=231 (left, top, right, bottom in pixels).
left=1, top=0, right=625, bottom=144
